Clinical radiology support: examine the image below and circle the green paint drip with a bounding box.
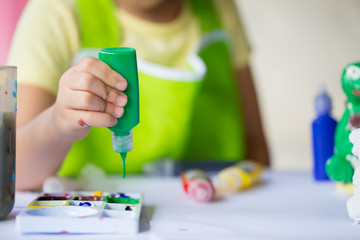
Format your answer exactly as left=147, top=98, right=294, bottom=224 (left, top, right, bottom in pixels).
left=120, top=153, right=127, bottom=178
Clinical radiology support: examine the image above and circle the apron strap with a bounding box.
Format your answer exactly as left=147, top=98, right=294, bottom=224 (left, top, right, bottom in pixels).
left=187, top=0, right=231, bottom=53
left=76, top=0, right=121, bottom=48
left=187, top=0, right=223, bottom=33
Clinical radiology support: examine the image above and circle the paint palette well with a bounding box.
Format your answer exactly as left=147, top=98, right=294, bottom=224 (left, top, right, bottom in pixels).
left=16, top=191, right=143, bottom=234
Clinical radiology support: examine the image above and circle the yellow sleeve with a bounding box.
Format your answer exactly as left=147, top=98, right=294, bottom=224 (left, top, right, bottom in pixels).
left=214, top=0, right=251, bottom=69
left=7, top=0, right=80, bottom=96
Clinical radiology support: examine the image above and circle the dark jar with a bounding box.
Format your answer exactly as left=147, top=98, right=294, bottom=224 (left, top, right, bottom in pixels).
left=0, top=66, right=16, bottom=219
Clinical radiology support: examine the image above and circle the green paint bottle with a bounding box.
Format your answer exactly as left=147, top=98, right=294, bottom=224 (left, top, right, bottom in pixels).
left=98, top=47, right=140, bottom=178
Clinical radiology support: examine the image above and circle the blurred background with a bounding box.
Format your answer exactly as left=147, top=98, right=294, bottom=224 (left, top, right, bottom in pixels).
left=237, top=0, right=359, bottom=171
left=0, top=0, right=27, bottom=64
left=1, top=0, right=358, bottom=172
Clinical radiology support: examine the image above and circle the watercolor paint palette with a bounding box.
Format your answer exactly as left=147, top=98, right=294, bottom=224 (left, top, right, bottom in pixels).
left=16, top=191, right=143, bottom=234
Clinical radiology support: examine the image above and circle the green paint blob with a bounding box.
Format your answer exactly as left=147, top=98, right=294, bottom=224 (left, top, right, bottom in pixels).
left=120, top=153, right=127, bottom=178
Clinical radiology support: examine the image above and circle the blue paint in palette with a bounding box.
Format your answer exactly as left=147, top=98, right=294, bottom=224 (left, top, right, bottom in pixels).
left=79, top=202, right=91, bottom=207
left=111, top=192, right=130, bottom=198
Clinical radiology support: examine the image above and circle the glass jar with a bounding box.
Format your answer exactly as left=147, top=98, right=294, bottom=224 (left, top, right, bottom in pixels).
left=0, top=66, right=16, bottom=219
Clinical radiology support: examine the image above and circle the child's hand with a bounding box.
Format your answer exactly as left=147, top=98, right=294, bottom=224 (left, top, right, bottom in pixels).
left=52, top=57, right=127, bottom=141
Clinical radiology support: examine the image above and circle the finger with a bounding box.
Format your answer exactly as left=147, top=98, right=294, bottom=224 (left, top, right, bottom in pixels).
left=65, top=90, right=124, bottom=118
left=72, top=110, right=118, bottom=128
left=73, top=57, right=127, bottom=91
left=65, top=71, right=127, bottom=107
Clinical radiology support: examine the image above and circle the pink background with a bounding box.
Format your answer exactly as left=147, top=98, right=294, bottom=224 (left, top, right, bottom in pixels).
left=0, top=0, right=28, bottom=64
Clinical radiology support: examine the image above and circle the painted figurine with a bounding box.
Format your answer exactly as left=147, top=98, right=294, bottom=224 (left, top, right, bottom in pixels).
left=347, top=129, right=360, bottom=222
left=326, top=63, right=360, bottom=183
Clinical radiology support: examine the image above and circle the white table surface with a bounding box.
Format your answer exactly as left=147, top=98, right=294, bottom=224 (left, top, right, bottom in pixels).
left=1, top=171, right=359, bottom=240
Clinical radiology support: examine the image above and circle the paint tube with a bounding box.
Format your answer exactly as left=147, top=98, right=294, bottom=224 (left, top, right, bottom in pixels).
left=215, top=161, right=263, bottom=194
left=181, top=169, right=214, bottom=203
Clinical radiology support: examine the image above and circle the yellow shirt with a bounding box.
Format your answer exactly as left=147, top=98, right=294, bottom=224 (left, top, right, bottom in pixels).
left=8, top=0, right=250, bottom=95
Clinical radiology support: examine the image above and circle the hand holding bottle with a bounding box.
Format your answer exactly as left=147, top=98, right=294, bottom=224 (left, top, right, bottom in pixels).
left=51, top=57, right=128, bottom=142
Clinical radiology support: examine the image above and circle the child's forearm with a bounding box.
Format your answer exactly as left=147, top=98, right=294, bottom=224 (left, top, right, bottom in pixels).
left=16, top=58, right=128, bottom=191
left=16, top=105, right=73, bottom=191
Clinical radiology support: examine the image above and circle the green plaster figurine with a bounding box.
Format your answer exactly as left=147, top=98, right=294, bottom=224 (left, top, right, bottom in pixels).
left=326, top=63, right=360, bottom=183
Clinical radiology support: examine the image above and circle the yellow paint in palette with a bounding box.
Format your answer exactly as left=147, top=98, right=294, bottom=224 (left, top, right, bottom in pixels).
left=92, top=191, right=102, bottom=197
left=216, top=161, right=263, bottom=194
left=27, top=201, right=68, bottom=209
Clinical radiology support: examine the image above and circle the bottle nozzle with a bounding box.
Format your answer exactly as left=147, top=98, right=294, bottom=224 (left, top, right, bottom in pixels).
left=111, top=132, right=133, bottom=153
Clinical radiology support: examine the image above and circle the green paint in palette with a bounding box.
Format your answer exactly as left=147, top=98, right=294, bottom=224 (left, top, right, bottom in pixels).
left=108, top=197, right=139, bottom=204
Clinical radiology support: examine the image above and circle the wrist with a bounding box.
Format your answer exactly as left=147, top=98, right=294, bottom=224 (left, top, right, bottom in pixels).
left=47, top=105, right=76, bottom=145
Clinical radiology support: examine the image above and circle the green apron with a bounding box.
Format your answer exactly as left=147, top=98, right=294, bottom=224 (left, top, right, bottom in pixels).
left=59, top=0, right=245, bottom=176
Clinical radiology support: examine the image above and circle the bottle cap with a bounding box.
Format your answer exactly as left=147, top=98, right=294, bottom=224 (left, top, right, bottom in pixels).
left=216, top=169, right=242, bottom=193
left=188, top=179, right=214, bottom=202
left=315, top=85, right=332, bottom=116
